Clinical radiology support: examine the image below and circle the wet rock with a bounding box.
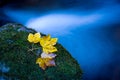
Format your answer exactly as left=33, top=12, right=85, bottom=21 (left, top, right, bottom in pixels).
left=0, top=23, right=82, bottom=80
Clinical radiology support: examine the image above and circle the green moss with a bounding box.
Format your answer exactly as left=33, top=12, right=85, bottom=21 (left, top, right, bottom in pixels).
left=0, top=23, right=82, bottom=80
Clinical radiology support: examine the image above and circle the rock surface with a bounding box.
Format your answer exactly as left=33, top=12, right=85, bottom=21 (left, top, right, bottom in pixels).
left=0, top=23, right=82, bottom=80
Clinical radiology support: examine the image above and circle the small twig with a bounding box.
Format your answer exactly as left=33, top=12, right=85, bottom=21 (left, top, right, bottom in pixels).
left=28, top=47, right=40, bottom=52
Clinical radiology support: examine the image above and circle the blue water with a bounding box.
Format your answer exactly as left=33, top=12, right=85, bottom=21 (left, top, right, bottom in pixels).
left=3, top=2, right=120, bottom=80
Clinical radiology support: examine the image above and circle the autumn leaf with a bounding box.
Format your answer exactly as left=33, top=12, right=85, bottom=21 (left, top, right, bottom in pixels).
left=28, top=33, right=41, bottom=43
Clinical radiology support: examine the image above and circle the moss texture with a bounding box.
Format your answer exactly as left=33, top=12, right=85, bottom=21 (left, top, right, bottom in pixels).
left=0, top=23, right=82, bottom=80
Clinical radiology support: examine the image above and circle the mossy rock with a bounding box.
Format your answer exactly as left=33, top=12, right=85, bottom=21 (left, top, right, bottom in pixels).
left=0, top=23, right=82, bottom=80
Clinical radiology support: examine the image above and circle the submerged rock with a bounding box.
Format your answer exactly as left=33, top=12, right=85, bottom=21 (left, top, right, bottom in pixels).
left=0, top=23, right=82, bottom=80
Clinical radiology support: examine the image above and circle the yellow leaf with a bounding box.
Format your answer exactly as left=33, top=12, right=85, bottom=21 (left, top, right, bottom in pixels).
left=40, top=34, right=58, bottom=53
left=40, top=39, right=49, bottom=47
left=34, top=33, right=41, bottom=43
left=27, top=33, right=34, bottom=43
left=36, top=58, right=46, bottom=70
left=43, top=46, right=57, bottom=54
left=50, top=38, right=58, bottom=45
left=39, top=38, right=44, bottom=46
left=27, top=33, right=41, bottom=43
left=42, top=34, right=51, bottom=41
left=36, top=58, right=56, bottom=70
left=48, top=46, right=57, bottom=53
